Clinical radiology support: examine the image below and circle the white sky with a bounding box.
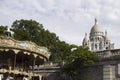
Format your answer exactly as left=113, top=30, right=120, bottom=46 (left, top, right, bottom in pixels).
left=0, top=0, right=120, bottom=48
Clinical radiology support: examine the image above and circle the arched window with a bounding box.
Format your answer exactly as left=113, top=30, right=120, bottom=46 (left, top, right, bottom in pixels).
left=91, top=43, right=94, bottom=50
left=95, top=44, right=97, bottom=49
left=95, top=38, right=96, bottom=42
left=91, top=38, right=93, bottom=41
left=98, top=37, right=99, bottom=40
left=106, top=42, right=108, bottom=44
left=106, top=47, right=108, bottom=49
left=85, top=43, right=87, bottom=46
left=99, top=43, right=102, bottom=50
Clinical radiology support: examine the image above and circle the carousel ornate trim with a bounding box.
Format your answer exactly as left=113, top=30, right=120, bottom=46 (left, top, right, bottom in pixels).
left=0, top=36, right=51, bottom=61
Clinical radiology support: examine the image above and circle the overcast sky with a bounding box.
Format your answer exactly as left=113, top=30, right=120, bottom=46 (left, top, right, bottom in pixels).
left=0, top=0, right=120, bottom=48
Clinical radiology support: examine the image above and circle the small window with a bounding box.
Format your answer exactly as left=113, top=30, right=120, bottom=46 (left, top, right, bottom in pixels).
left=91, top=43, right=94, bottom=50
left=98, top=37, right=99, bottom=40
left=85, top=43, right=87, bottom=45
left=91, top=38, right=93, bottom=41
left=106, top=42, right=108, bottom=44
left=106, top=47, right=108, bottom=49
left=95, top=44, right=97, bottom=49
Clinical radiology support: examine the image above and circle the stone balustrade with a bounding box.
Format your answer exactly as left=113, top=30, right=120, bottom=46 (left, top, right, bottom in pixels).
left=97, top=49, right=120, bottom=58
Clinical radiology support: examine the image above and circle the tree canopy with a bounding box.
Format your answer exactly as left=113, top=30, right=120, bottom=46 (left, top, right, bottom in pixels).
left=62, top=46, right=97, bottom=80
left=11, top=19, right=67, bottom=61
left=0, top=25, right=7, bottom=36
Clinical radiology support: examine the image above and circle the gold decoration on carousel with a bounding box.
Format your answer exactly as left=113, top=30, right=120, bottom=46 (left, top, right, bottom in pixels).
left=0, top=36, right=51, bottom=60
left=24, top=51, right=30, bottom=55
left=33, top=54, right=37, bottom=58
left=4, top=49, right=9, bottom=51
left=0, top=49, right=4, bottom=51
left=13, top=50, right=20, bottom=54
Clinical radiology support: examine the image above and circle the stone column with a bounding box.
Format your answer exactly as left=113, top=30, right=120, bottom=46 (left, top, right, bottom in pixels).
left=39, top=75, right=42, bottom=80
left=32, top=54, right=37, bottom=80
left=103, top=65, right=113, bottom=80
left=13, top=50, right=19, bottom=70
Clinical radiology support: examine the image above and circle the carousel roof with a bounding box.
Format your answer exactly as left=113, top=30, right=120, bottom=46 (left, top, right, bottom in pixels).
left=0, top=36, right=51, bottom=61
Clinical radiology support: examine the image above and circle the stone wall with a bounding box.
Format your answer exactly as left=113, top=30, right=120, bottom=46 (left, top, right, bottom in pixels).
left=79, top=65, right=103, bottom=80
left=79, top=61, right=120, bottom=80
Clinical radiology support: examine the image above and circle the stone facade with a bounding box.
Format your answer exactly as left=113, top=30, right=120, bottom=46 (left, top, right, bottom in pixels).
left=36, top=50, right=120, bottom=80
left=79, top=54, right=120, bottom=80
left=82, top=19, right=114, bottom=51
left=82, top=19, right=120, bottom=80
left=79, top=65, right=103, bottom=80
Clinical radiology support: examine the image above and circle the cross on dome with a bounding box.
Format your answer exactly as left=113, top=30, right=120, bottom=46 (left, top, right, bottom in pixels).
left=95, top=18, right=98, bottom=24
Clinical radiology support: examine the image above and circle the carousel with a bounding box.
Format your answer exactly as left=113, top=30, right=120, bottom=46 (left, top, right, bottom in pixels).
left=0, top=35, right=50, bottom=80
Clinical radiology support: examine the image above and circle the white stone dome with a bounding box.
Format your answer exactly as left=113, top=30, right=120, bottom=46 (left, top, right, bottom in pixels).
left=90, top=24, right=103, bottom=33
left=90, top=19, right=104, bottom=36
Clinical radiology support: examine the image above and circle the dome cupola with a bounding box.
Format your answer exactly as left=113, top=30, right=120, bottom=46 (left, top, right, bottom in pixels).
left=105, top=31, right=109, bottom=41
left=83, top=33, right=89, bottom=46
left=90, top=18, right=104, bottom=37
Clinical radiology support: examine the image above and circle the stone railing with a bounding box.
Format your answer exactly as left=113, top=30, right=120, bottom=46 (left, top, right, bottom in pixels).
left=29, top=62, right=60, bottom=73
left=97, top=49, right=120, bottom=58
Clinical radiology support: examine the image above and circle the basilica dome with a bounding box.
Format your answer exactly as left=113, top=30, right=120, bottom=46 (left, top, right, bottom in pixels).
left=90, top=19, right=104, bottom=36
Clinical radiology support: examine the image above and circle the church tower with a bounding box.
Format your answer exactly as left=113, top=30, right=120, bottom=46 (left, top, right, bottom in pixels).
left=82, top=33, right=89, bottom=46
left=82, top=19, right=114, bottom=51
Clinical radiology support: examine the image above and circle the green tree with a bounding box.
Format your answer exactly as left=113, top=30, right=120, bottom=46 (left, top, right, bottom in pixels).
left=62, top=46, right=97, bottom=80
left=11, top=19, right=65, bottom=61
left=50, top=41, right=71, bottom=62
left=0, top=25, right=7, bottom=36
left=11, top=19, right=44, bottom=44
